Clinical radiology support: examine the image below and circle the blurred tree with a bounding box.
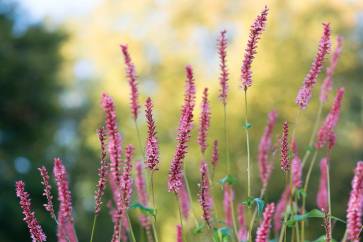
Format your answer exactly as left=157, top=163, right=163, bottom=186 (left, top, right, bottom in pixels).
left=0, top=2, right=65, bottom=241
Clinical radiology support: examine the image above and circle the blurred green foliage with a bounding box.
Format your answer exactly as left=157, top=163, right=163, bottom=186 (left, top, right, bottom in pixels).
left=1, top=0, right=363, bottom=241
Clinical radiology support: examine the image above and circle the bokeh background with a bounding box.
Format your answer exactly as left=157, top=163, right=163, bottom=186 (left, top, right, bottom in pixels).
left=0, top=0, right=362, bottom=241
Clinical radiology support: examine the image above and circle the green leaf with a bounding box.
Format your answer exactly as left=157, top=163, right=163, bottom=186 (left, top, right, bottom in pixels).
left=244, top=122, right=252, bottom=129
left=241, top=197, right=265, bottom=216
left=294, top=188, right=306, bottom=200
left=214, top=227, right=231, bottom=242
left=331, top=216, right=346, bottom=224
left=130, top=203, right=156, bottom=217
left=219, top=175, right=237, bottom=186
left=285, top=209, right=324, bottom=227
left=254, top=198, right=265, bottom=216
left=192, top=222, right=205, bottom=235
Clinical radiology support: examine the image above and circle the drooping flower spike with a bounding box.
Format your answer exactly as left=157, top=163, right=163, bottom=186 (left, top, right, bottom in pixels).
left=16, top=180, right=47, bottom=242
left=320, top=36, right=343, bottom=103
left=101, top=93, right=122, bottom=187
left=199, top=161, right=213, bottom=227
left=316, top=87, right=345, bottom=150
left=38, top=166, right=56, bottom=220
left=317, top=157, right=328, bottom=211
left=258, top=111, right=277, bottom=187
left=296, top=23, right=331, bottom=109
left=280, top=121, right=289, bottom=173
left=346, top=161, right=363, bottom=242
left=168, top=65, right=196, bottom=193
left=198, top=88, right=210, bottom=155
left=145, top=97, right=160, bottom=171
left=120, top=44, right=140, bottom=121
left=95, top=127, right=109, bottom=214
left=256, top=203, right=275, bottom=242
left=241, top=5, right=269, bottom=90
left=217, top=30, right=229, bottom=104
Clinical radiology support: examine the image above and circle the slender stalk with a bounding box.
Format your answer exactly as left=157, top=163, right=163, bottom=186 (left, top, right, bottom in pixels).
left=151, top=221, right=159, bottom=242
left=302, top=103, right=323, bottom=168
left=175, top=193, right=184, bottom=240
left=127, top=214, right=137, bottom=242
left=150, top=171, right=156, bottom=212
left=278, top=173, right=290, bottom=242
left=223, top=104, right=231, bottom=174
left=89, top=214, right=98, bottom=242
left=341, top=229, right=348, bottom=242
left=230, top=198, right=239, bottom=240
left=243, top=90, right=251, bottom=198
left=247, top=186, right=267, bottom=241
left=183, top=170, right=199, bottom=226
left=301, top=150, right=319, bottom=242
left=326, top=161, right=332, bottom=241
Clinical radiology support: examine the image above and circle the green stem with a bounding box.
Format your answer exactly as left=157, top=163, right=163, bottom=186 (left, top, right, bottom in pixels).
left=302, top=102, right=323, bottom=168
left=301, top=150, right=319, bottom=242
left=175, top=192, right=185, bottom=240
left=89, top=214, right=97, bottom=242
left=183, top=170, right=199, bottom=226
left=231, top=197, right=239, bottom=240
left=151, top=221, right=159, bottom=242
left=127, top=214, right=137, bottom=242
left=134, top=121, right=145, bottom=158
left=247, top=186, right=266, bottom=241
left=223, top=104, right=231, bottom=174
left=244, top=90, right=251, bottom=198
left=327, top=162, right=332, bottom=241
left=278, top=173, right=290, bottom=242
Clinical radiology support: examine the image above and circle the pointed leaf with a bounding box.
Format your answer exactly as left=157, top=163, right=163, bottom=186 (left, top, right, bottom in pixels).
left=219, top=175, right=237, bottom=186
left=244, top=122, right=252, bottom=129
left=130, top=203, right=156, bottom=217
left=286, top=209, right=324, bottom=227
left=254, top=198, right=265, bottom=216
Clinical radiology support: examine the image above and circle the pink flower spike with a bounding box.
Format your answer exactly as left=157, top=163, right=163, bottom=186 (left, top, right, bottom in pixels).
left=223, top=184, right=234, bottom=227
left=168, top=65, right=196, bottom=193
left=145, top=97, right=160, bottom=171
left=280, top=121, right=289, bottom=173
left=121, top=144, right=134, bottom=210
left=316, top=87, right=345, bottom=150
left=320, top=36, right=343, bottom=103
left=135, top=161, right=150, bottom=227
left=53, top=157, right=77, bottom=242
left=101, top=93, right=122, bottom=187
left=38, top=166, right=56, bottom=220
left=198, top=88, right=211, bottom=154
left=258, top=111, right=277, bottom=187
left=199, top=161, right=213, bottom=227
left=178, top=181, right=190, bottom=220
left=217, top=30, right=229, bottom=104
left=274, top=186, right=290, bottom=233
left=211, top=140, right=219, bottom=168
left=176, top=224, right=183, bottom=242
left=296, top=23, right=331, bottom=109
left=120, top=44, right=140, bottom=120
left=256, top=203, right=275, bottom=242
left=237, top=204, right=248, bottom=241
left=346, top=161, right=363, bottom=242
left=95, top=127, right=109, bottom=214
left=241, top=6, right=269, bottom=90
left=317, top=157, right=328, bottom=211
left=16, top=180, right=47, bottom=242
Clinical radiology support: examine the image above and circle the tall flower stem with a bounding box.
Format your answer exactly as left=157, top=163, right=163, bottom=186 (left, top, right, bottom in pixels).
left=247, top=186, right=266, bottom=241
left=127, top=214, right=137, bottom=242
left=175, top=193, right=184, bottom=239
left=223, top=104, right=231, bottom=174
left=243, top=90, right=251, bottom=198
left=301, top=150, right=319, bottom=241
left=302, top=102, right=323, bottom=167
left=134, top=121, right=145, bottom=158
left=151, top=220, right=159, bottom=242
left=278, top=173, right=290, bottom=242
left=89, top=214, right=98, bottom=242
left=230, top=197, right=239, bottom=240
left=183, top=169, right=199, bottom=226
left=326, top=161, right=332, bottom=240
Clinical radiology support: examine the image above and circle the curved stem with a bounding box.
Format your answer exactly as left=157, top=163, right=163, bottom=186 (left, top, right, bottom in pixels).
left=247, top=186, right=266, bottom=241
left=89, top=214, right=97, bottom=242
left=230, top=196, right=239, bottom=240
left=151, top=221, right=159, bottom=242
